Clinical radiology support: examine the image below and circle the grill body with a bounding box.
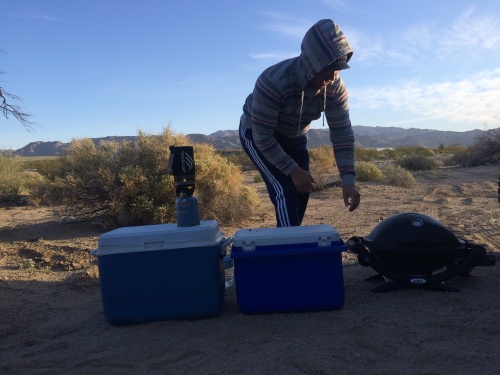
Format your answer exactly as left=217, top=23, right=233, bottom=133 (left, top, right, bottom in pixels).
left=347, top=212, right=496, bottom=292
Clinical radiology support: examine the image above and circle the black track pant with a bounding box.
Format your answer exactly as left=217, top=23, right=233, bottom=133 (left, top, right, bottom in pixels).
left=239, top=123, right=310, bottom=227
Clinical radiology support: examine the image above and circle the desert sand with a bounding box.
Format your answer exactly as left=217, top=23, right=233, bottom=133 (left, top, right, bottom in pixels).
left=1, top=164, right=499, bottom=375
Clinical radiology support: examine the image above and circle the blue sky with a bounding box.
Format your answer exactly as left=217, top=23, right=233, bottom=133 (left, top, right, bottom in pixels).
left=1, top=0, right=500, bottom=150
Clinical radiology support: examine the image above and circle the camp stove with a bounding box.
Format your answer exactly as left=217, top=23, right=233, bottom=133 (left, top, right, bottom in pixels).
left=168, top=146, right=200, bottom=227
left=347, top=212, right=496, bottom=293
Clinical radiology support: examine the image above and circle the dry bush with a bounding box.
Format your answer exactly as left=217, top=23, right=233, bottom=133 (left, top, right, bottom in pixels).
left=21, top=157, right=66, bottom=182
left=471, top=127, right=500, bottom=163
left=57, top=130, right=184, bottom=225
left=355, top=148, right=382, bottom=162
left=396, top=155, right=438, bottom=171
left=355, top=161, right=384, bottom=182
left=253, top=174, right=263, bottom=183
left=309, top=145, right=337, bottom=191
left=382, top=165, right=416, bottom=187
left=21, top=171, right=53, bottom=206
left=383, top=146, right=435, bottom=159
left=218, top=150, right=255, bottom=171
left=448, top=147, right=484, bottom=167
left=54, top=128, right=260, bottom=227
left=0, top=155, right=24, bottom=202
left=195, top=143, right=260, bottom=224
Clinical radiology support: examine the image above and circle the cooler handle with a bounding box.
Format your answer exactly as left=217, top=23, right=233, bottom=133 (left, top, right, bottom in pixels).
left=90, top=249, right=98, bottom=257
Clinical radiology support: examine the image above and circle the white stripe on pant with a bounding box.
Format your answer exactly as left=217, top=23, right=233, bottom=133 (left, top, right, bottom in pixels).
left=239, top=124, right=291, bottom=227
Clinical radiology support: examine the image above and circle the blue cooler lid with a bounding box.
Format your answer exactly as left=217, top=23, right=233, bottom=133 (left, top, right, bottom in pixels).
left=93, top=220, right=224, bottom=255
left=232, top=224, right=341, bottom=252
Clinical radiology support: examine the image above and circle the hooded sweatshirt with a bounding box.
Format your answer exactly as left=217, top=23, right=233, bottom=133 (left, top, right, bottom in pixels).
left=240, top=19, right=356, bottom=186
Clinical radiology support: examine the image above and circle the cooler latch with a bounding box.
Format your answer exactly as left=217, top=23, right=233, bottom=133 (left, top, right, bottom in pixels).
left=242, top=241, right=256, bottom=252
left=317, top=236, right=331, bottom=247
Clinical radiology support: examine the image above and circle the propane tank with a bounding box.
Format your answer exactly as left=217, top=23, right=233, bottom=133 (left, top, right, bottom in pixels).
left=175, top=194, right=200, bottom=227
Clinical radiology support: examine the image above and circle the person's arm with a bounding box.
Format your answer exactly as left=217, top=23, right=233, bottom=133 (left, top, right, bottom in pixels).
left=325, top=77, right=356, bottom=186
left=325, top=77, right=360, bottom=211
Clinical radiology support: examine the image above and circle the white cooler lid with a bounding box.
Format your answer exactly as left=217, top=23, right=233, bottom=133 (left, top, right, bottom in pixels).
left=94, top=220, right=224, bottom=255
left=232, top=224, right=340, bottom=248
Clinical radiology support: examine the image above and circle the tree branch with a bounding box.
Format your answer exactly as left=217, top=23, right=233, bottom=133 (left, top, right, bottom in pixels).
left=0, top=86, right=37, bottom=132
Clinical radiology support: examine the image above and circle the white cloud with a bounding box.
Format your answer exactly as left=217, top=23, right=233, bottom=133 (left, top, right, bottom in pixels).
left=249, top=12, right=310, bottom=66
left=258, top=14, right=309, bottom=40
left=6, top=13, right=60, bottom=21
left=351, top=7, right=500, bottom=67
left=437, top=6, right=500, bottom=59
left=322, top=0, right=347, bottom=11
left=344, top=27, right=415, bottom=66
left=351, top=68, right=500, bottom=126
left=248, top=52, right=296, bottom=61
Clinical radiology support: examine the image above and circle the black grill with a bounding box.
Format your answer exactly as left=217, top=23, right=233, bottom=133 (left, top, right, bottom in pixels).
left=347, top=212, right=496, bottom=292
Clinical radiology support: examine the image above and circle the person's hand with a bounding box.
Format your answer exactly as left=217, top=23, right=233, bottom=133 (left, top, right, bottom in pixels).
left=290, top=166, right=316, bottom=193
left=342, top=185, right=360, bottom=212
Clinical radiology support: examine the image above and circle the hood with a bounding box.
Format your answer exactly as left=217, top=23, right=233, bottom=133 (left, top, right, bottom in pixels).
left=299, top=19, right=354, bottom=86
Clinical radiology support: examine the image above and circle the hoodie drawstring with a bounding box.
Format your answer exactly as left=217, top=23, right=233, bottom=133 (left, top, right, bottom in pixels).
left=322, top=86, right=327, bottom=127
left=298, top=90, right=305, bottom=136
left=299, top=86, right=327, bottom=133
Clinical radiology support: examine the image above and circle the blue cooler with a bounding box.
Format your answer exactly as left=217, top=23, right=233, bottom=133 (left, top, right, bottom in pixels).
left=231, top=224, right=346, bottom=314
left=91, top=220, right=230, bottom=325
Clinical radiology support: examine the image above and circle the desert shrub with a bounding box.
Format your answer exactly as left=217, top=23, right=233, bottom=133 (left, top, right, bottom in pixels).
left=59, top=131, right=182, bottom=224
left=447, top=147, right=484, bottom=167
left=193, top=143, right=260, bottom=223
left=56, top=128, right=260, bottom=226
left=253, top=174, right=263, bottom=183
left=0, top=156, right=63, bottom=206
left=23, top=157, right=67, bottom=182
left=382, top=165, right=416, bottom=187
left=442, top=157, right=458, bottom=167
left=309, top=145, right=337, bottom=191
left=218, top=150, right=255, bottom=171
left=436, top=143, right=464, bottom=155
left=384, top=146, right=435, bottom=159
left=0, top=155, right=25, bottom=202
left=470, top=128, right=500, bottom=164
left=355, top=161, right=384, bottom=182
left=20, top=171, right=54, bottom=206
left=355, top=148, right=382, bottom=162
left=396, top=155, right=438, bottom=171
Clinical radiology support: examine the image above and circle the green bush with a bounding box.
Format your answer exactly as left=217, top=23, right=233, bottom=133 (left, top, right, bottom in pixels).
left=355, top=161, right=384, bottom=182
left=17, top=171, right=52, bottom=206
left=355, top=148, right=382, bottom=162
left=253, top=174, right=263, bottom=183
left=0, top=155, right=25, bottom=202
left=383, top=146, right=435, bottom=159
left=396, top=155, right=438, bottom=171
left=217, top=150, right=255, bottom=171
left=382, top=165, right=416, bottom=187
left=309, top=145, right=337, bottom=191
left=23, top=157, right=67, bottom=182
left=448, top=147, right=484, bottom=167
left=55, top=128, right=260, bottom=227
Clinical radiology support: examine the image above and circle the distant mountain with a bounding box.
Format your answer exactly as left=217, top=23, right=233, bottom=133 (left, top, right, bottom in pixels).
left=12, top=126, right=491, bottom=157
left=14, top=136, right=140, bottom=157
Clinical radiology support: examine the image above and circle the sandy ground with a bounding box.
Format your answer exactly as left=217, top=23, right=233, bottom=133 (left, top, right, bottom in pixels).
left=0, top=164, right=499, bottom=375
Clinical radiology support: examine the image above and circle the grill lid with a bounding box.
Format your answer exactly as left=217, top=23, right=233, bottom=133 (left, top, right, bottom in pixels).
left=363, top=212, right=464, bottom=252
left=362, top=213, right=465, bottom=273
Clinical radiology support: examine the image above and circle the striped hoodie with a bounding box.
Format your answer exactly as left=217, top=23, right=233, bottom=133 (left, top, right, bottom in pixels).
left=240, top=19, right=356, bottom=186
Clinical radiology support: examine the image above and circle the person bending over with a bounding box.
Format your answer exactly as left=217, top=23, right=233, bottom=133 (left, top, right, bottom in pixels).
left=239, top=19, right=361, bottom=226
